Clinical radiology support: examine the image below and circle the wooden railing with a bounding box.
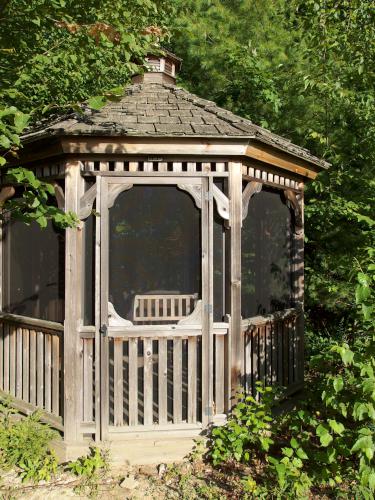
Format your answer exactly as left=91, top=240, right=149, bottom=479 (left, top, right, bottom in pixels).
left=0, top=313, right=63, bottom=429
left=242, top=308, right=303, bottom=395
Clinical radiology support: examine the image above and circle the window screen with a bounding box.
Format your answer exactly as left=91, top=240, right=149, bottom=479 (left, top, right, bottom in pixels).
left=108, top=185, right=201, bottom=322
left=241, top=187, right=293, bottom=318
left=3, top=218, right=65, bottom=323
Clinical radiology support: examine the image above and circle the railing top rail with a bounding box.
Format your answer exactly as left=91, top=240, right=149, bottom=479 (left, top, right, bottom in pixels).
left=242, top=307, right=300, bottom=329
left=0, top=312, right=64, bottom=333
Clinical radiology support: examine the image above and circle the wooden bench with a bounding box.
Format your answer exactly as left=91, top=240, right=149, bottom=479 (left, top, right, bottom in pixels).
left=133, top=294, right=198, bottom=323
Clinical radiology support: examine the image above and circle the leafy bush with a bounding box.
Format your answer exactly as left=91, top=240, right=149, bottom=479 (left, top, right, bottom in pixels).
left=209, top=262, right=375, bottom=497
left=0, top=400, right=58, bottom=482
left=67, top=446, right=109, bottom=496
left=210, top=383, right=277, bottom=465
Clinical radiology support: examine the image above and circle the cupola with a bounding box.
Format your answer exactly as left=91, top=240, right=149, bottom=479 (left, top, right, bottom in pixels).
left=132, top=49, right=182, bottom=85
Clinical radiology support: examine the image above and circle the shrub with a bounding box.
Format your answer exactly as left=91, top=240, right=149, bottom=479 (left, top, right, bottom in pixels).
left=0, top=400, right=58, bottom=482
left=209, top=262, right=375, bottom=498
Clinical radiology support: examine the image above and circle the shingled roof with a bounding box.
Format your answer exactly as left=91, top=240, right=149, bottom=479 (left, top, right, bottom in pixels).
left=22, top=81, right=329, bottom=170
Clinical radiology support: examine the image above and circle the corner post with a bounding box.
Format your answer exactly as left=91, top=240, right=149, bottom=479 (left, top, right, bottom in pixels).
left=294, top=185, right=305, bottom=385
left=228, top=162, right=243, bottom=397
left=64, top=160, right=84, bottom=443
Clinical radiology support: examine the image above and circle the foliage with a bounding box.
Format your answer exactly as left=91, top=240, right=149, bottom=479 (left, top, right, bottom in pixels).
left=210, top=383, right=276, bottom=465
left=0, top=398, right=58, bottom=482
left=209, top=263, right=375, bottom=497
left=67, top=446, right=110, bottom=496
left=0, top=0, right=175, bottom=226
left=171, top=0, right=375, bottom=328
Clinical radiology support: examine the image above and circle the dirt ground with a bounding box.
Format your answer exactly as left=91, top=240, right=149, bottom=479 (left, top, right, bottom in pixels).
left=0, top=459, right=243, bottom=499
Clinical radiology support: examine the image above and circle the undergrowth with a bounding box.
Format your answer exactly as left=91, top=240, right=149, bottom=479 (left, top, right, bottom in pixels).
left=209, top=261, right=375, bottom=498
left=0, top=399, right=58, bottom=482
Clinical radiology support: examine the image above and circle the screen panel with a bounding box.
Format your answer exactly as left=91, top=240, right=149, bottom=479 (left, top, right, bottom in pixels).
left=241, top=187, right=293, bottom=318
left=3, top=218, right=65, bottom=322
left=108, top=185, right=201, bottom=323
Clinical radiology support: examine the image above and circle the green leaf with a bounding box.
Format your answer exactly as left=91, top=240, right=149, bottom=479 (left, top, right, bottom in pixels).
left=296, top=447, right=308, bottom=460
left=14, top=112, right=30, bottom=133
left=87, top=95, right=107, bottom=110
left=328, top=419, right=345, bottom=435
left=333, top=376, right=344, bottom=393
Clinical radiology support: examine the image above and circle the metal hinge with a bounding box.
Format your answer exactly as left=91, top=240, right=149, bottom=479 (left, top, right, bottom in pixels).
left=99, top=324, right=108, bottom=337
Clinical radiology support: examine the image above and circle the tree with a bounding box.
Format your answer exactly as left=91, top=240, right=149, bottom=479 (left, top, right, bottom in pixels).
left=170, top=0, right=375, bottom=325
left=0, top=0, right=175, bottom=226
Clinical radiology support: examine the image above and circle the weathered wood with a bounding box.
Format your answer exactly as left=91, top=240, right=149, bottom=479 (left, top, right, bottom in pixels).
left=252, top=328, right=258, bottom=395
left=173, top=338, right=182, bottom=424
left=143, top=338, right=153, bottom=425
left=0, top=313, right=63, bottom=333
left=246, top=143, right=320, bottom=179
left=128, top=338, right=138, bottom=426
left=215, top=335, right=225, bottom=414
left=44, top=333, right=52, bottom=413
left=29, top=330, right=36, bottom=406
left=266, top=323, right=272, bottom=385
left=244, top=329, right=252, bottom=394
left=94, top=174, right=101, bottom=440
left=9, top=325, right=16, bottom=396
left=52, top=334, right=60, bottom=416
left=158, top=338, right=168, bottom=424
left=133, top=294, right=198, bottom=323
left=0, top=186, right=15, bottom=207
left=229, top=162, right=243, bottom=395
left=271, top=323, right=277, bottom=384
left=242, top=181, right=262, bottom=221
left=187, top=337, right=197, bottom=423
left=64, top=160, right=84, bottom=442
left=22, top=329, right=29, bottom=402
left=113, top=340, right=123, bottom=426
left=16, top=327, right=22, bottom=399
left=37, top=331, right=44, bottom=407
left=259, top=326, right=265, bottom=385
left=277, top=321, right=283, bottom=385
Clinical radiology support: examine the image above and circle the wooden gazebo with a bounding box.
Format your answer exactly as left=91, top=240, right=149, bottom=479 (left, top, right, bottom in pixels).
left=0, top=51, right=328, bottom=462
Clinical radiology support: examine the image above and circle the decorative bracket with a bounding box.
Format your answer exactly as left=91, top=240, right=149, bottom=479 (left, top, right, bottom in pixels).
left=78, top=183, right=96, bottom=219
left=242, top=181, right=262, bottom=220
left=177, top=300, right=202, bottom=325
left=284, top=189, right=303, bottom=234
left=108, top=302, right=133, bottom=327
left=0, top=186, right=15, bottom=208
left=212, top=184, right=230, bottom=220
left=108, top=183, right=133, bottom=209
left=177, top=184, right=202, bottom=209
left=53, top=182, right=65, bottom=211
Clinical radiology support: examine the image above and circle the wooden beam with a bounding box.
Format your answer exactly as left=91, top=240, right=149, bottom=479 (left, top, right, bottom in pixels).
left=61, top=137, right=249, bottom=157
left=228, top=162, right=243, bottom=399
left=246, top=142, right=320, bottom=179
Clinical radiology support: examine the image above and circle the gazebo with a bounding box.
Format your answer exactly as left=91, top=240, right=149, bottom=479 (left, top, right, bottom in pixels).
left=0, top=50, right=328, bottom=462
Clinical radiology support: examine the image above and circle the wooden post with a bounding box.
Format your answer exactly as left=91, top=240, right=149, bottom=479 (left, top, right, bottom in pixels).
left=228, top=162, right=243, bottom=399
left=201, top=177, right=214, bottom=427
left=294, top=188, right=305, bottom=384
left=64, top=160, right=84, bottom=443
